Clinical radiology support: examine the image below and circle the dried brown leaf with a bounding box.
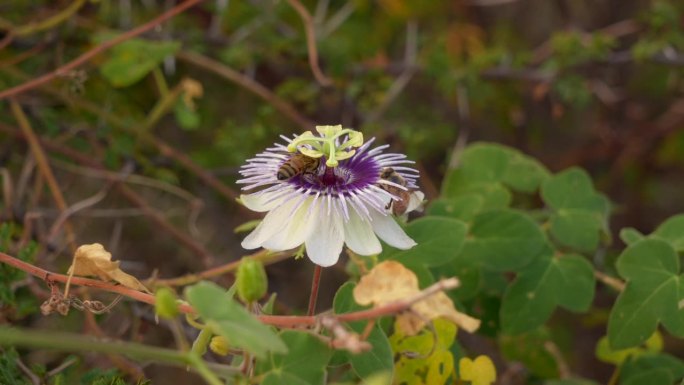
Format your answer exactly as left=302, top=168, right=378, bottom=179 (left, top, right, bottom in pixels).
left=353, top=261, right=480, bottom=335
left=67, top=243, right=149, bottom=292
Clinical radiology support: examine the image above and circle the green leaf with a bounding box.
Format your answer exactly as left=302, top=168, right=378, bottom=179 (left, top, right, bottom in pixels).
left=444, top=143, right=549, bottom=197
left=433, top=255, right=481, bottom=301
left=333, top=282, right=393, bottom=380
left=386, top=217, right=467, bottom=267
left=174, top=99, right=201, bottom=130
left=256, top=330, right=333, bottom=385
left=607, top=239, right=684, bottom=349
left=185, top=281, right=287, bottom=359
left=620, top=353, right=684, bottom=384
left=441, top=171, right=511, bottom=211
left=652, top=214, right=684, bottom=252
left=99, top=37, right=181, bottom=87
left=619, top=228, right=644, bottom=246
left=500, top=329, right=559, bottom=378
left=458, top=209, right=547, bottom=271
left=426, top=196, right=484, bottom=222
left=500, top=254, right=595, bottom=334
left=620, top=368, right=673, bottom=385
left=349, top=326, right=394, bottom=380
left=541, top=167, right=610, bottom=252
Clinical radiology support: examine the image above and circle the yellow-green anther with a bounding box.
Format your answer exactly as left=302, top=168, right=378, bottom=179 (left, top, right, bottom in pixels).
left=339, top=130, right=363, bottom=150
left=299, top=147, right=324, bottom=158
left=334, top=149, right=356, bottom=161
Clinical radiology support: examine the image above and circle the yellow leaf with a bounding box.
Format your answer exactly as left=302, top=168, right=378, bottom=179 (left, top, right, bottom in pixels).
left=353, top=261, right=480, bottom=335
left=459, top=355, right=496, bottom=385
left=67, top=243, right=149, bottom=292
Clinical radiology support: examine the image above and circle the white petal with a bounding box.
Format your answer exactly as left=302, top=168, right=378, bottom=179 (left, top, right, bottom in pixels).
left=406, top=191, right=425, bottom=213
left=241, top=197, right=299, bottom=249
left=262, top=198, right=318, bottom=250
left=240, top=191, right=286, bottom=212
left=305, top=209, right=344, bottom=267
left=369, top=210, right=416, bottom=250
left=343, top=209, right=382, bottom=256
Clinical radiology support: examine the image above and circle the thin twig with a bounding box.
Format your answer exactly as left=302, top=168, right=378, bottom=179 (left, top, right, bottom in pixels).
left=176, top=51, right=314, bottom=130
left=0, top=122, right=216, bottom=267
left=594, top=270, right=625, bottom=292
left=10, top=100, right=77, bottom=252
left=285, top=0, right=332, bottom=86
left=151, top=249, right=291, bottom=287
left=544, top=340, right=571, bottom=379
left=365, top=21, right=418, bottom=124
left=447, top=86, right=471, bottom=170
left=0, top=0, right=204, bottom=100
left=12, top=0, right=88, bottom=37
left=45, top=182, right=113, bottom=245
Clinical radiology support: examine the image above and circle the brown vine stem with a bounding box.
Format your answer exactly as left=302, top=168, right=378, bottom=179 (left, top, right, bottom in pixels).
left=0, top=251, right=460, bottom=328
left=0, top=0, right=204, bottom=100
left=176, top=51, right=314, bottom=130
left=9, top=100, right=77, bottom=253
left=285, top=0, right=333, bottom=87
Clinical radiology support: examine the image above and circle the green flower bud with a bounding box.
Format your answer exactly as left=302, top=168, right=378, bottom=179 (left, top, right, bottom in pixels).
left=155, top=287, right=179, bottom=319
left=209, top=335, right=230, bottom=356
left=236, top=258, right=268, bottom=303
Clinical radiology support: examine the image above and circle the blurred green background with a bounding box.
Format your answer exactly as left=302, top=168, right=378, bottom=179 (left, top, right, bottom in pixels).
left=1, top=0, right=684, bottom=383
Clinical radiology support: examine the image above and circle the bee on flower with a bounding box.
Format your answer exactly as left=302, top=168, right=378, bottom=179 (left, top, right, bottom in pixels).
left=237, top=125, right=424, bottom=267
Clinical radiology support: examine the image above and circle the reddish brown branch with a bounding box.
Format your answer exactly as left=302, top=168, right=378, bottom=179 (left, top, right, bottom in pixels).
left=0, top=251, right=460, bottom=329
left=285, top=0, right=332, bottom=87
left=0, top=0, right=204, bottom=100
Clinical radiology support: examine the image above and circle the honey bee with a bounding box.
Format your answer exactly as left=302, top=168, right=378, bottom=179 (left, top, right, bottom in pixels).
left=277, top=153, right=321, bottom=181
left=378, top=167, right=411, bottom=216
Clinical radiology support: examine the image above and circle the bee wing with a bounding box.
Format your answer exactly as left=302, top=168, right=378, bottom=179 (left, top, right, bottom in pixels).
left=406, top=191, right=425, bottom=213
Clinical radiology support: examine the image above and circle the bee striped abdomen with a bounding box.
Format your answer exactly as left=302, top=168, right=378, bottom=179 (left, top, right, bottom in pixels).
left=277, top=154, right=320, bottom=181
left=277, top=163, right=298, bottom=180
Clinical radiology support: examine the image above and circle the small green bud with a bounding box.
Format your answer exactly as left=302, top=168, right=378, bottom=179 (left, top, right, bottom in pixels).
left=155, top=287, right=179, bottom=319
left=236, top=258, right=268, bottom=303
left=209, top=335, right=230, bottom=356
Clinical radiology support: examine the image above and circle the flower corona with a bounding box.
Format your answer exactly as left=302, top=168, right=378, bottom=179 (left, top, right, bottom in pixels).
left=237, top=125, right=424, bottom=267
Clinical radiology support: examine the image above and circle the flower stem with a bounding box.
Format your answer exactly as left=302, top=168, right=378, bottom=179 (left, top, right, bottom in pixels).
left=307, top=265, right=323, bottom=316
left=0, top=327, right=237, bottom=383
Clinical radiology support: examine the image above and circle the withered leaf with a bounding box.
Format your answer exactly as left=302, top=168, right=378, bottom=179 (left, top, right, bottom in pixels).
left=67, top=243, right=149, bottom=292
left=353, top=260, right=480, bottom=335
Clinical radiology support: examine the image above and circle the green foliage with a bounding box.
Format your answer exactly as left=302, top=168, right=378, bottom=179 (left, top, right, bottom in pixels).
left=0, top=348, right=31, bottom=385
left=97, top=36, right=181, bottom=87
left=541, top=168, right=610, bottom=252
left=333, top=282, right=393, bottom=380
left=255, top=331, right=333, bottom=385
left=500, top=329, right=559, bottom=378
left=383, top=217, right=467, bottom=267
left=185, top=281, right=287, bottom=359
left=3, top=0, right=684, bottom=382
left=607, top=239, right=684, bottom=349
left=501, top=253, right=595, bottom=334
